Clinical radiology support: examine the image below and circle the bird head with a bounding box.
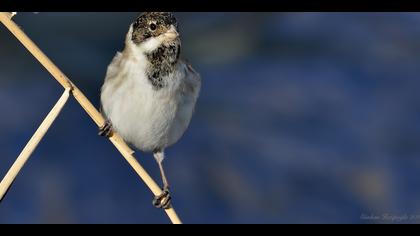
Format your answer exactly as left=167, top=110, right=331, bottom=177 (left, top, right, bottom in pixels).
left=129, top=12, right=180, bottom=52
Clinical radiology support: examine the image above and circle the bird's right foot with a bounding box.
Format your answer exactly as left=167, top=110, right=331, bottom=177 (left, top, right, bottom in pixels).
left=152, top=187, right=172, bottom=209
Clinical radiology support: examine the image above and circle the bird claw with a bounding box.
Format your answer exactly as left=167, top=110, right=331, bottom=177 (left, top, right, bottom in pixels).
left=153, top=187, right=172, bottom=209
left=98, top=120, right=113, bottom=138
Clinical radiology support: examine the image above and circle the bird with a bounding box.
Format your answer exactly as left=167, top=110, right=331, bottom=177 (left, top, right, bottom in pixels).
left=99, top=12, right=201, bottom=209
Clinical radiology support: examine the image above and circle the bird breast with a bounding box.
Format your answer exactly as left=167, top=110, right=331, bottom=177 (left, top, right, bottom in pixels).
left=101, top=54, right=187, bottom=152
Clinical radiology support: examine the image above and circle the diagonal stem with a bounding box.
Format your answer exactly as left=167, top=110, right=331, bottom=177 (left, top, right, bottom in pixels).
left=0, top=88, right=71, bottom=201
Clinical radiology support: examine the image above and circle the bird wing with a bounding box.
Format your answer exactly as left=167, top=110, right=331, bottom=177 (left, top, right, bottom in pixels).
left=100, top=52, right=124, bottom=118
left=104, top=52, right=123, bottom=83
left=180, top=60, right=201, bottom=98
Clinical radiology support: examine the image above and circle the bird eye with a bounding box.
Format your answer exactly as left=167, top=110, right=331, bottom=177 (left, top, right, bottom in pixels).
left=149, top=23, right=157, bottom=31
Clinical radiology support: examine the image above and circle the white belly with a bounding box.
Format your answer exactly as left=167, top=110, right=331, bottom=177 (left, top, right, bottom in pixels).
left=101, top=64, right=190, bottom=152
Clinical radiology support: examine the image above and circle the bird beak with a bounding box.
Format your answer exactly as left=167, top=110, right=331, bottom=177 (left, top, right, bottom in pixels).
left=162, top=26, right=179, bottom=41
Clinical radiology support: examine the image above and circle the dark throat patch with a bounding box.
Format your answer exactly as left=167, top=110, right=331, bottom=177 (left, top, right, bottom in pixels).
left=145, top=41, right=181, bottom=90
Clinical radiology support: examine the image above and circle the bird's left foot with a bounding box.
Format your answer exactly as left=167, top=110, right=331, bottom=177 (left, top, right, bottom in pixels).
left=98, top=120, right=113, bottom=138
left=152, top=187, right=171, bottom=209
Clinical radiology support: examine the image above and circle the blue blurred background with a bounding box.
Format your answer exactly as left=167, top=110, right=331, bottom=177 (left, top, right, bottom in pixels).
left=1, top=12, right=420, bottom=224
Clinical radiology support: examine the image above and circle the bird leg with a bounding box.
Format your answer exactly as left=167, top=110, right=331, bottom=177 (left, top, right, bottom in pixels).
left=98, top=120, right=113, bottom=138
left=152, top=150, right=172, bottom=209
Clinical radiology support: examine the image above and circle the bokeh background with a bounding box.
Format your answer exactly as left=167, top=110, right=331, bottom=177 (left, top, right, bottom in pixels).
left=1, top=12, right=420, bottom=224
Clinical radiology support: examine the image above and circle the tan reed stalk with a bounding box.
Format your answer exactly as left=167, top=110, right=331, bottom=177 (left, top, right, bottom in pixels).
left=0, top=88, right=71, bottom=201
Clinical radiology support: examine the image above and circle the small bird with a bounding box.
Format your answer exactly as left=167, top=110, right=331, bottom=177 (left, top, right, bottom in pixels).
left=99, top=12, right=201, bottom=209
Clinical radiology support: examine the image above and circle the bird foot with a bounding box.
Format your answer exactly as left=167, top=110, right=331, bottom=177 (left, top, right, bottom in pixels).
left=153, top=187, right=171, bottom=209
left=98, top=120, right=113, bottom=138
